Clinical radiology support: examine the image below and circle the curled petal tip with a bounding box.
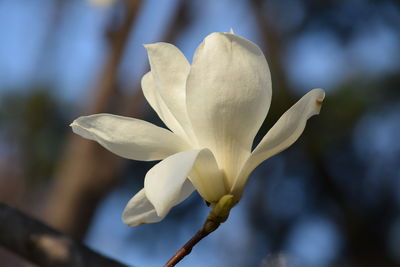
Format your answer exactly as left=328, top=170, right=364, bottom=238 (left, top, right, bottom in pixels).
left=314, top=88, right=326, bottom=98
left=311, top=88, right=326, bottom=111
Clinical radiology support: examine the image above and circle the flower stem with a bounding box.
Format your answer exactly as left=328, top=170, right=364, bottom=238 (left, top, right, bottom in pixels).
left=164, top=195, right=235, bottom=267
left=164, top=216, right=220, bottom=267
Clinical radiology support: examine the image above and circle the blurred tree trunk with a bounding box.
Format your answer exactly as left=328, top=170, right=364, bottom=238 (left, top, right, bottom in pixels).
left=249, top=0, right=298, bottom=251
left=43, top=0, right=143, bottom=239
left=43, top=0, right=191, bottom=241
left=249, top=0, right=294, bottom=125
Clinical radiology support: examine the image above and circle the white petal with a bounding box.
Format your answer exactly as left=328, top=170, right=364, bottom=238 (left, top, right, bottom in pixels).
left=122, top=182, right=194, bottom=226
left=70, top=114, right=189, bottom=161
left=232, top=89, right=325, bottom=194
left=122, top=189, right=163, bottom=226
left=188, top=149, right=227, bottom=202
left=144, top=149, right=226, bottom=217
left=186, top=32, right=272, bottom=185
left=144, top=43, right=196, bottom=142
left=141, top=72, right=187, bottom=139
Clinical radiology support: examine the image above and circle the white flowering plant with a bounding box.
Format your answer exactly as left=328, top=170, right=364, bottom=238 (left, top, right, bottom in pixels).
left=71, top=31, right=324, bottom=265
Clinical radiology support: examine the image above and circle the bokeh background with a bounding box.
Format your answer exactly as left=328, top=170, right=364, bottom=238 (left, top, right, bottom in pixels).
left=1, top=0, right=400, bottom=266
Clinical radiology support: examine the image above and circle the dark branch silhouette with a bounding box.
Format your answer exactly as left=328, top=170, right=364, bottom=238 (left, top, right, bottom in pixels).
left=0, top=202, right=129, bottom=267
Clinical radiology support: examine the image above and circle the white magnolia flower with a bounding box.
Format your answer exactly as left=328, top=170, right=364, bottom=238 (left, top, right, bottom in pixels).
left=71, top=32, right=325, bottom=226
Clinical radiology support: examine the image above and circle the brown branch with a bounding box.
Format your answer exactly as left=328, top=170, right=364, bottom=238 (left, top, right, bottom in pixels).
left=164, top=219, right=220, bottom=267
left=0, top=202, right=129, bottom=267
left=164, top=230, right=210, bottom=267
left=164, top=195, right=235, bottom=266
left=91, top=0, right=143, bottom=113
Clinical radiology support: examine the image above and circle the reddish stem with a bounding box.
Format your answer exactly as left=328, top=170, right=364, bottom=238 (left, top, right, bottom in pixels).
left=164, top=220, right=220, bottom=267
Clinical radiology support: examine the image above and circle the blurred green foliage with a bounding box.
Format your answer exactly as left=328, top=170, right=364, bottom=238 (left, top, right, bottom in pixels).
left=0, top=88, right=68, bottom=185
